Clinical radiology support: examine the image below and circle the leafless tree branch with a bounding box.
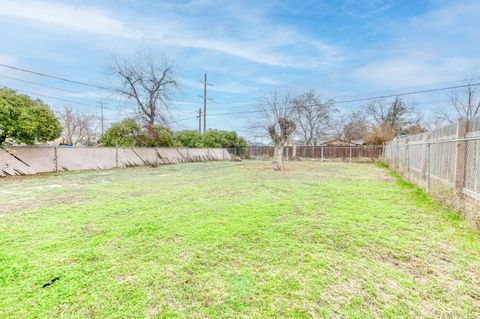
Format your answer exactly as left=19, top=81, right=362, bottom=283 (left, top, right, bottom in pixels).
left=110, top=53, right=178, bottom=126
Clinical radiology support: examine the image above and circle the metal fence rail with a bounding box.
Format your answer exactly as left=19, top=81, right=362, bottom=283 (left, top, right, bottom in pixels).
left=384, top=117, right=480, bottom=224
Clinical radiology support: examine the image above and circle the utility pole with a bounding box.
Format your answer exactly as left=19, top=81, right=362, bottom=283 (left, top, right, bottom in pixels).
left=199, top=72, right=212, bottom=133
left=197, top=108, right=202, bottom=133
left=98, top=101, right=106, bottom=135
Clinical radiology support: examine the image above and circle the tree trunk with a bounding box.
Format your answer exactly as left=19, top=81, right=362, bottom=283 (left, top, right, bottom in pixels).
left=272, top=144, right=284, bottom=170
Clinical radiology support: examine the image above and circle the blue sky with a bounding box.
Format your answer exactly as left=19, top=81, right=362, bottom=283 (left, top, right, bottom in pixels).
left=0, top=0, right=479, bottom=141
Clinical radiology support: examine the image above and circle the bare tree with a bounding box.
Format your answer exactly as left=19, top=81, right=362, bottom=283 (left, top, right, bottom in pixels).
left=57, top=106, right=97, bottom=145
left=436, top=77, right=480, bottom=124
left=252, top=91, right=296, bottom=170
left=327, top=110, right=368, bottom=143
left=363, top=97, right=419, bottom=135
left=293, top=90, right=334, bottom=145
left=111, top=54, right=178, bottom=126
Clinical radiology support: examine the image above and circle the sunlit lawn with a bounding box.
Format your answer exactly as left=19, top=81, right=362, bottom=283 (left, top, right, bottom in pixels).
left=1, top=161, right=479, bottom=318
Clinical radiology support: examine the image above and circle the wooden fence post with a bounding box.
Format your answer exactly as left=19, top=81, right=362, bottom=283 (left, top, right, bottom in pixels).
left=115, top=146, right=119, bottom=168
left=395, top=140, right=400, bottom=170
left=454, top=119, right=467, bottom=195
left=54, top=146, right=58, bottom=172
left=426, top=141, right=431, bottom=193
left=420, top=133, right=429, bottom=188
left=405, top=137, right=410, bottom=173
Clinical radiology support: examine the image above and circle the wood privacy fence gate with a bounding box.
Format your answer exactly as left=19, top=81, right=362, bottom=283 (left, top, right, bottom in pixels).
left=384, top=117, right=480, bottom=224
left=228, top=145, right=383, bottom=161
left=0, top=146, right=232, bottom=177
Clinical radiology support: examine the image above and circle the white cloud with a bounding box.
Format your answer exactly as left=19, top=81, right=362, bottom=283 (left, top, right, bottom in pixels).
left=163, top=37, right=288, bottom=67
left=411, top=1, right=480, bottom=31
left=0, top=0, right=343, bottom=69
left=352, top=1, right=480, bottom=89
left=0, top=0, right=140, bottom=38
left=157, top=28, right=342, bottom=69
left=340, top=0, right=393, bottom=18
left=353, top=57, right=473, bottom=88
left=0, top=54, right=16, bottom=65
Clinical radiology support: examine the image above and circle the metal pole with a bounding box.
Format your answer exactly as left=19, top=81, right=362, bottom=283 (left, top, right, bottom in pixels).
left=198, top=108, right=202, bottom=133
left=203, top=73, right=207, bottom=133
left=349, top=147, right=352, bottom=162
left=321, top=146, right=324, bottom=162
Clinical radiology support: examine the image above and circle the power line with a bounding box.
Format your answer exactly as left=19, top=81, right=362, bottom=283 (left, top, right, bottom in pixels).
left=0, top=74, right=84, bottom=94
left=0, top=63, right=117, bottom=92
left=0, top=83, right=92, bottom=106
left=202, top=82, right=480, bottom=118
left=328, top=79, right=470, bottom=100
left=172, top=115, right=199, bottom=123
left=333, top=82, right=480, bottom=104
left=3, top=62, right=479, bottom=124
left=0, top=63, right=210, bottom=112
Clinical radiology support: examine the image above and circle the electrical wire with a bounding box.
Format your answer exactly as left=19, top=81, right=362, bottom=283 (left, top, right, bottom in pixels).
left=203, top=82, right=480, bottom=118
left=0, top=74, right=84, bottom=94
left=2, top=62, right=479, bottom=123
left=0, top=63, right=116, bottom=92
left=0, top=83, right=92, bottom=106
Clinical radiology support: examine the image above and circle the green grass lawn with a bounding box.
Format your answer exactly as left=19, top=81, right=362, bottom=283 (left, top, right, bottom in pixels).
left=1, top=161, right=479, bottom=318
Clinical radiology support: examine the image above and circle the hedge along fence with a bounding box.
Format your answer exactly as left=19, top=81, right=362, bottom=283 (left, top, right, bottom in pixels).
left=0, top=146, right=232, bottom=177
left=384, top=117, right=480, bottom=227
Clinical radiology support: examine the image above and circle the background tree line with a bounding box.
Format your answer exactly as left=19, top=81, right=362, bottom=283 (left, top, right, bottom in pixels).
left=284, top=90, right=425, bottom=147
left=1, top=52, right=479, bottom=155
left=0, top=88, right=246, bottom=148
left=254, top=78, right=479, bottom=170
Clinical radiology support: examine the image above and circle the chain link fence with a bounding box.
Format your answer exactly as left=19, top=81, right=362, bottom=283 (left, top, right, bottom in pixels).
left=384, top=117, right=480, bottom=226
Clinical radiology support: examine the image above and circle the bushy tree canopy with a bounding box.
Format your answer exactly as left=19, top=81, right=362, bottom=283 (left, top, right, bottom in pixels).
left=175, top=129, right=247, bottom=148
left=99, top=119, right=141, bottom=147
left=0, top=88, right=61, bottom=144
left=201, top=130, right=247, bottom=148
left=100, top=118, right=178, bottom=147
left=101, top=122, right=247, bottom=148
left=175, top=130, right=204, bottom=147
left=141, top=125, right=177, bottom=147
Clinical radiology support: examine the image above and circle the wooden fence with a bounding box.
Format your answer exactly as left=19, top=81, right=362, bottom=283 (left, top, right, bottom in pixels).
left=0, top=146, right=232, bottom=177
left=228, top=145, right=383, bottom=161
